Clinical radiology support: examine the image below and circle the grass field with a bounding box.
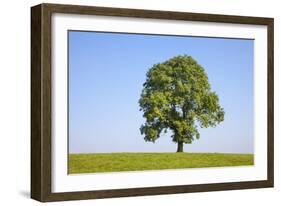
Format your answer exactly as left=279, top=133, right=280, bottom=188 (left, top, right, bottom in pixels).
left=68, top=152, right=254, bottom=174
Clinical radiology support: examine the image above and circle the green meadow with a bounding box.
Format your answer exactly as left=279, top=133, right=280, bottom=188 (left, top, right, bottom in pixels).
left=68, top=152, right=254, bottom=174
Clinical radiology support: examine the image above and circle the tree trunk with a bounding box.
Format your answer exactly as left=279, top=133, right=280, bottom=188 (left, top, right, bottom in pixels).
left=177, top=141, right=184, bottom=152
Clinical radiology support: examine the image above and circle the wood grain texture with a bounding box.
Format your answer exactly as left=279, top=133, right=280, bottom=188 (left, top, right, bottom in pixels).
left=31, top=3, right=274, bottom=202
left=31, top=4, right=52, bottom=202
left=42, top=3, right=272, bottom=25
left=267, top=20, right=274, bottom=186
left=31, top=4, right=42, bottom=201
left=43, top=180, right=272, bottom=202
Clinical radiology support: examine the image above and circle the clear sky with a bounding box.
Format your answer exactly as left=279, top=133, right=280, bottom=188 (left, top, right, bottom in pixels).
left=68, top=31, right=254, bottom=154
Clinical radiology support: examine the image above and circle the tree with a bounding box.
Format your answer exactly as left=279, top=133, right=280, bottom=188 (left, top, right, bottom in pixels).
left=139, top=55, right=224, bottom=152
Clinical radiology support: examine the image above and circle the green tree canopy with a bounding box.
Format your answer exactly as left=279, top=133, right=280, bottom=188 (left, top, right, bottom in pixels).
left=139, top=55, right=225, bottom=152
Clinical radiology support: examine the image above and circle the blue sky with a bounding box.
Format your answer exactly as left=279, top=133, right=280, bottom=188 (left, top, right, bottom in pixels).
left=68, top=31, right=254, bottom=154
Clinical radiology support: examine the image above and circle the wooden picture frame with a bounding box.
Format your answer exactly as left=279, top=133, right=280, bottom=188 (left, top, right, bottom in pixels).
left=31, top=3, right=274, bottom=202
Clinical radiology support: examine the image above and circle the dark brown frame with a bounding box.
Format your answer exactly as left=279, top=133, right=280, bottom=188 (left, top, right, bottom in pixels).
left=31, top=3, right=274, bottom=202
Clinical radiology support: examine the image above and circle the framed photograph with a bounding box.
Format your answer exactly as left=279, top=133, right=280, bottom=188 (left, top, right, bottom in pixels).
left=31, top=3, right=274, bottom=202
